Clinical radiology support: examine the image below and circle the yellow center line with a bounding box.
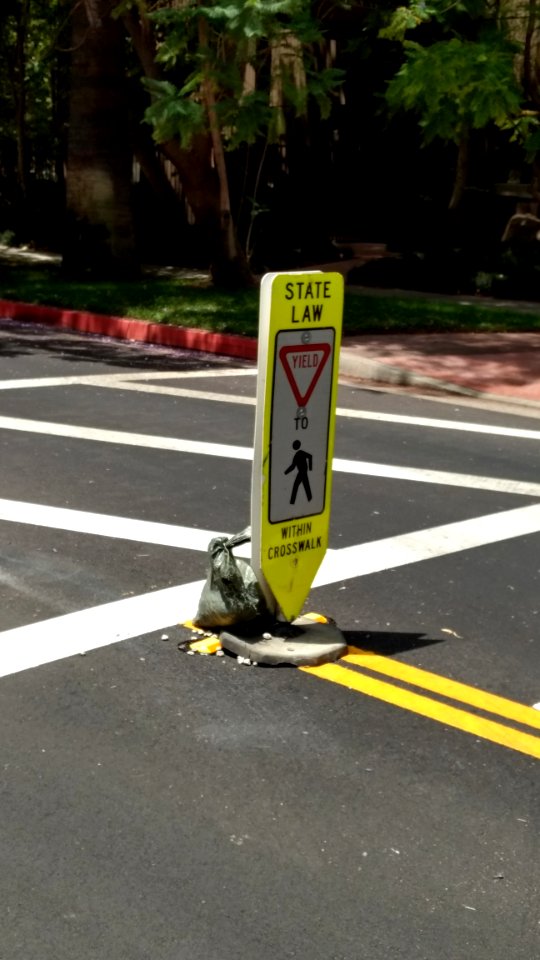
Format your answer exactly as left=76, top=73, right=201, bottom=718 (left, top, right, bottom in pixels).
left=300, top=662, right=540, bottom=761
left=343, top=647, right=540, bottom=732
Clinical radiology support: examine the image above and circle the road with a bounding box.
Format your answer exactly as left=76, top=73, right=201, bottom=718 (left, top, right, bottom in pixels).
left=1, top=318, right=539, bottom=960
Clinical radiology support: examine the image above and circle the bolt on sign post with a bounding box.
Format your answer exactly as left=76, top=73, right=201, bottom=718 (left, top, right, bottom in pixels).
left=251, top=272, right=344, bottom=623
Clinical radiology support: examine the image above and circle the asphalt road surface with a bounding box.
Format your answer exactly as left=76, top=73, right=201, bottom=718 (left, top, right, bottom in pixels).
left=1, top=319, right=540, bottom=960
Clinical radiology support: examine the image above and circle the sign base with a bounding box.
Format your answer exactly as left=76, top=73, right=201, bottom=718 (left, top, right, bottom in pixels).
left=220, top=615, right=346, bottom=667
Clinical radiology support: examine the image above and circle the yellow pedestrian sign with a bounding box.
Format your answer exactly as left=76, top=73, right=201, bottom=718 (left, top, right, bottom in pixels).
left=251, top=272, right=344, bottom=622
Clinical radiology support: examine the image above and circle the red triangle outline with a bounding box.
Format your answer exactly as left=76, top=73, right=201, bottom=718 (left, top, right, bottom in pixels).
left=278, top=342, right=332, bottom=407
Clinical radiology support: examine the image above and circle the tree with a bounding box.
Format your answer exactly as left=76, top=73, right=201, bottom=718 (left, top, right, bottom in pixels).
left=381, top=1, right=524, bottom=208
left=116, top=0, right=345, bottom=285
left=63, top=0, right=138, bottom=277
left=499, top=1, right=540, bottom=194
left=0, top=0, right=65, bottom=241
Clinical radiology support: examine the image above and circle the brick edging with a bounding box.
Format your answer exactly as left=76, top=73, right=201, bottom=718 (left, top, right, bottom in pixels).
left=0, top=299, right=258, bottom=361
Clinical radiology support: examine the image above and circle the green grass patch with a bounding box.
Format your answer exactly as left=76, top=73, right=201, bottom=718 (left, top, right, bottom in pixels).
left=345, top=290, right=540, bottom=333
left=2, top=262, right=540, bottom=335
left=0, top=266, right=261, bottom=336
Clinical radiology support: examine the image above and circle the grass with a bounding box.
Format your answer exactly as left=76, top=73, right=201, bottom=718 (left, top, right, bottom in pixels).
left=2, top=260, right=540, bottom=336
left=346, top=287, right=540, bottom=334
left=0, top=265, right=261, bottom=336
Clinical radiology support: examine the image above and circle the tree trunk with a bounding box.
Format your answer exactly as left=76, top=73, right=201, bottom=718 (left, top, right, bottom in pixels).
left=199, top=17, right=253, bottom=287
left=501, top=1, right=540, bottom=103
left=449, top=133, right=469, bottom=210
left=2, top=0, right=30, bottom=237
left=63, top=0, right=138, bottom=277
left=123, top=6, right=253, bottom=288
left=14, top=0, right=29, bottom=204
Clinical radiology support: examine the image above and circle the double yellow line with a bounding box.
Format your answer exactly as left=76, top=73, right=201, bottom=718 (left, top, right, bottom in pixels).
left=301, top=647, right=540, bottom=760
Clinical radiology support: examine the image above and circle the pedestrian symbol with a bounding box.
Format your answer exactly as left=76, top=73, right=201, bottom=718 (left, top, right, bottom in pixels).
left=284, top=441, right=313, bottom=504
left=268, top=327, right=334, bottom=524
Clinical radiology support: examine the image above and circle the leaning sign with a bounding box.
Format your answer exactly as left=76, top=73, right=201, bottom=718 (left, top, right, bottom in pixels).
left=251, top=272, right=344, bottom=622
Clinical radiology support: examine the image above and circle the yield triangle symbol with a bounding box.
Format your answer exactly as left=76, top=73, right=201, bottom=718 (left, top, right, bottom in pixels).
left=279, top=342, right=332, bottom=407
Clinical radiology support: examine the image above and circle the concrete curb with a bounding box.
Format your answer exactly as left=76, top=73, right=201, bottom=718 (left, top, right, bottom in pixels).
left=3, top=297, right=540, bottom=411
left=338, top=351, right=480, bottom=398
left=0, top=299, right=258, bottom=362
left=340, top=350, right=540, bottom=411
left=0, top=297, right=469, bottom=393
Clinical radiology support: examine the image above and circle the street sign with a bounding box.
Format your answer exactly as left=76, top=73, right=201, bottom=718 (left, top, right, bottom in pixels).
left=251, top=272, right=344, bottom=622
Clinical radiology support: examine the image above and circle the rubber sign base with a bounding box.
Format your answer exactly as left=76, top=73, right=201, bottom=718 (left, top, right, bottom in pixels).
left=220, top=615, right=346, bottom=667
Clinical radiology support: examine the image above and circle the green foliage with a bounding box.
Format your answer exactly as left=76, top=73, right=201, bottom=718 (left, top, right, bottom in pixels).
left=379, top=3, right=436, bottom=41
left=221, top=91, right=272, bottom=148
left=381, top=0, right=527, bottom=149
left=143, top=78, right=205, bottom=146
left=497, top=110, right=540, bottom=160
left=385, top=35, right=522, bottom=143
left=192, top=0, right=307, bottom=38
left=142, top=0, right=344, bottom=151
left=153, top=0, right=318, bottom=42
left=0, top=0, right=65, bottom=172
left=379, top=0, right=491, bottom=39
left=304, top=67, right=345, bottom=120
left=523, top=122, right=540, bottom=158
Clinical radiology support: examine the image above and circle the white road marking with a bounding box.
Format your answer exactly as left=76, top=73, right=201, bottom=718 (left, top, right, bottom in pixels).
left=313, top=502, right=540, bottom=586
left=0, top=498, right=242, bottom=554
left=332, top=458, right=540, bottom=497
left=0, top=375, right=103, bottom=390
left=103, top=368, right=258, bottom=380
left=2, top=372, right=540, bottom=445
left=1, top=415, right=540, bottom=496
left=0, top=415, right=253, bottom=461
left=0, top=369, right=257, bottom=391
left=2, top=369, right=540, bottom=676
left=0, top=580, right=205, bottom=678
left=2, top=501, right=540, bottom=677
left=335, top=407, right=540, bottom=442
left=94, top=381, right=256, bottom=404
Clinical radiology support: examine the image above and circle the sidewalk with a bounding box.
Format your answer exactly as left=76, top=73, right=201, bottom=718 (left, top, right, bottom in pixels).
left=2, top=240, right=540, bottom=409
left=3, top=295, right=540, bottom=411
left=312, top=259, right=540, bottom=409
left=339, top=331, right=540, bottom=408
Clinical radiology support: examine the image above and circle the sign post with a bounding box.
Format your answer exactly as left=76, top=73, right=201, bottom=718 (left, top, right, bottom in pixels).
left=220, top=271, right=346, bottom=666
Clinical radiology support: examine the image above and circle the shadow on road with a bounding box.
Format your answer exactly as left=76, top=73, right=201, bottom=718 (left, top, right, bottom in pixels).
left=0, top=320, right=249, bottom=372
left=344, top=629, right=444, bottom=656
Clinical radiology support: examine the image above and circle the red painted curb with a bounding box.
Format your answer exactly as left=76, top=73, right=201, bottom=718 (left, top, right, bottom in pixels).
left=0, top=299, right=259, bottom=362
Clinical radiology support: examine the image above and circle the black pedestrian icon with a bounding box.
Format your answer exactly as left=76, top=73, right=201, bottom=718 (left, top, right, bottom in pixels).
left=284, top=440, right=313, bottom=504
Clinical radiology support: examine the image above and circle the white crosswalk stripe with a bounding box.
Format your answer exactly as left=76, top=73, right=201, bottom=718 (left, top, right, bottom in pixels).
left=2, top=369, right=540, bottom=677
